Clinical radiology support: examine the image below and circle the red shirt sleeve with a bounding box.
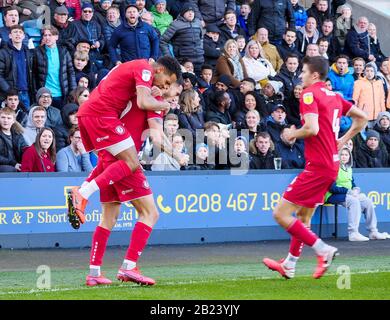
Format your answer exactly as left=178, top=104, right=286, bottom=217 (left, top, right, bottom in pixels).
left=21, top=146, right=35, bottom=172
left=339, top=95, right=354, bottom=116
left=300, top=90, right=319, bottom=117
left=134, top=62, right=154, bottom=90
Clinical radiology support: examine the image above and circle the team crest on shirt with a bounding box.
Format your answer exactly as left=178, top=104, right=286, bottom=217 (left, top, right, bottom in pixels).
left=143, top=181, right=150, bottom=189
left=303, top=92, right=314, bottom=105
left=115, top=125, right=125, bottom=135
left=142, top=69, right=152, bottom=82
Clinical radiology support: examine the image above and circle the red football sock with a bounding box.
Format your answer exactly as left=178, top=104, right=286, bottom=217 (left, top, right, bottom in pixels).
left=94, top=160, right=132, bottom=189
left=125, top=222, right=153, bottom=263
left=287, top=219, right=318, bottom=247
left=289, top=236, right=304, bottom=257
left=90, top=226, right=111, bottom=266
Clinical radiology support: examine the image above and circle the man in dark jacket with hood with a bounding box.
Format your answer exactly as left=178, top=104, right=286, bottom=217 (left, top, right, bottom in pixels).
left=53, top=103, right=79, bottom=152
left=160, top=3, right=204, bottom=74
left=203, top=23, right=224, bottom=69
left=355, top=130, right=389, bottom=168
left=265, top=104, right=288, bottom=144
left=190, top=0, right=236, bottom=26
left=306, top=0, right=332, bottom=30
left=108, top=3, right=159, bottom=65
left=373, top=111, right=390, bottom=156
left=0, top=25, right=34, bottom=109
left=205, top=90, right=232, bottom=125
left=248, top=0, right=295, bottom=44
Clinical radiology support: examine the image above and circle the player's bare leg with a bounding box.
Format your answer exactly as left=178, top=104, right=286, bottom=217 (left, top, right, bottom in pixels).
left=117, top=195, right=159, bottom=286
left=69, top=145, right=140, bottom=225
left=264, top=199, right=338, bottom=279
left=86, top=202, right=121, bottom=286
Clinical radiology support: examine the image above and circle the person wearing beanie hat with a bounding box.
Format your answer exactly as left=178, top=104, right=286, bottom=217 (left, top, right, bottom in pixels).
left=267, top=80, right=283, bottom=95
left=355, top=129, right=388, bottom=168
left=160, top=1, right=204, bottom=74
left=203, top=23, right=224, bottom=69
left=35, top=87, right=63, bottom=130
left=353, top=59, right=386, bottom=124
left=373, top=111, right=390, bottom=154
left=184, top=142, right=215, bottom=170
left=150, top=0, right=172, bottom=35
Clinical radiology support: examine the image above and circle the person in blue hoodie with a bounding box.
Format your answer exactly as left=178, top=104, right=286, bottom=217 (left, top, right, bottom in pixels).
left=327, top=54, right=355, bottom=100
left=290, top=0, right=307, bottom=28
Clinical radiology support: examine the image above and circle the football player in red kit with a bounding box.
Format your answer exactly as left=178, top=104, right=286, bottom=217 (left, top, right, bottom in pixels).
left=68, top=56, right=182, bottom=227
left=263, top=56, right=368, bottom=279
left=84, top=84, right=187, bottom=287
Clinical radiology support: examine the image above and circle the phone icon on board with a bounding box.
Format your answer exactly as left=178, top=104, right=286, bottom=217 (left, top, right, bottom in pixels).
left=157, top=195, right=172, bottom=214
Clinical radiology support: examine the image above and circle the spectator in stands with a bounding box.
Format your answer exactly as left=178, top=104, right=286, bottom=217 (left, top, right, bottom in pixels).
left=68, top=2, right=106, bottom=70
left=93, top=0, right=112, bottom=29
left=0, top=107, right=26, bottom=172
left=177, top=89, right=205, bottom=138
left=259, top=80, right=284, bottom=116
left=198, top=64, right=213, bottom=93
left=234, top=91, right=262, bottom=129
left=229, top=135, right=250, bottom=170
left=219, top=9, right=246, bottom=43
left=334, top=3, right=352, bottom=50
left=255, top=28, right=283, bottom=72
left=274, top=54, right=301, bottom=99
left=73, top=51, right=95, bottom=89
left=305, top=43, right=320, bottom=57
left=290, top=0, right=307, bottom=29
left=0, top=25, right=33, bottom=109
left=35, top=87, right=63, bottom=129
left=212, top=39, right=248, bottom=89
left=103, top=6, right=121, bottom=44
left=21, top=127, right=56, bottom=172
left=344, top=16, right=375, bottom=63
left=352, top=57, right=365, bottom=81
left=307, top=0, right=332, bottom=29
left=204, top=121, right=229, bottom=169
left=297, top=17, right=319, bottom=56
left=56, top=126, right=93, bottom=172
left=33, top=26, right=76, bottom=110
left=353, top=62, right=386, bottom=126
left=22, top=105, right=46, bottom=146
left=241, top=109, right=265, bottom=142
left=203, top=24, right=223, bottom=69
left=238, top=1, right=251, bottom=38
left=53, top=102, right=78, bottom=152
left=275, top=126, right=304, bottom=169
left=185, top=143, right=215, bottom=170
left=325, top=147, right=390, bottom=241
left=1, top=89, right=28, bottom=126
left=236, top=35, right=246, bottom=57
left=368, top=23, right=387, bottom=66
left=249, top=131, right=280, bottom=169
left=328, top=55, right=355, bottom=100
left=265, top=104, right=288, bottom=144
left=108, top=4, right=159, bottom=65
left=161, top=3, right=204, bottom=74
left=69, top=86, right=90, bottom=107
left=52, top=6, right=74, bottom=53
left=373, top=111, right=390, bottom=156
left=151, top=133, right=187, bottom=171
left=242, top=40, right=276, bottom=91
left=0, top=6, right=33, bottom=49
left=164, top=113, right=179, bottom=140
left=190, top=0, right=236, bottom=27
left=134, top=0, right=149, bottom=17
left=355, top=130, right=388, bottom=168
left=278, top=28, right=302, bottom=62
left=320, top=19, right=341, bottom=63
left=49, top=0, right=81, bottom=22
left=285, top=82, right=303, bottom=128
left=318, top=37, right=329, bottom=61
left=248, top=0, right=295, bottom=45
left=206, top=90, right=232, bottom=126
left=150, top=0, right=173, bottom=35
left=378, top=58, right=390, bottom=97
left=232, top=77, right=256, bottom=114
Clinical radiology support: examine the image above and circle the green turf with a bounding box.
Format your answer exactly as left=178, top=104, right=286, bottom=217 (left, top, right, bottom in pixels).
left=1, top=255, right=390, bottom=300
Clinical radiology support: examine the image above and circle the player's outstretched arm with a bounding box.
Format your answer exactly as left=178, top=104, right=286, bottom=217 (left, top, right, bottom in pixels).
left=337, top=106, right=368, bottom=150
left=287, top=114, right=319, bottom=141
left=137, top=87, right=171, bottom=113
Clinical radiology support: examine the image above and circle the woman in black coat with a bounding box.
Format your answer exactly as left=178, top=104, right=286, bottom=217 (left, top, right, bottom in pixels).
left=177, top=89, right=205, bottom=138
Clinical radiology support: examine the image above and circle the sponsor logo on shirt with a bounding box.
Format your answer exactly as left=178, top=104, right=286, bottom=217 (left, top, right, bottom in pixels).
left=121, top=189, right=134, bottom=195
left=96, top=135, right=109, bottom=142
left=142, top=69, right=152, bottom=82
left=303, top=92, right=314, bottom=105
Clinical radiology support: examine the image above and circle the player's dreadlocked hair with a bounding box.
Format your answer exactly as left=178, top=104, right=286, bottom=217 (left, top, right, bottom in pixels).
left=157, top=56, right=183, bottom=82
left=302, top=56, right=329, bottom=81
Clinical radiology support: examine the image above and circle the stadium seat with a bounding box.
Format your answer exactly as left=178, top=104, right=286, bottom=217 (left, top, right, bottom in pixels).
left=318, top=204, right=339, bottom=239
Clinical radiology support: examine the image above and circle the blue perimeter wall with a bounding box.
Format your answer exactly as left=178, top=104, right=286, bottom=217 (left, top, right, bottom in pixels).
left=0, top=169, right=390, bottom=248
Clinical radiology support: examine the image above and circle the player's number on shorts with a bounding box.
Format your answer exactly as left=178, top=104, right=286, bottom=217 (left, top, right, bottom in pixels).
left=332, top=109, right=340, bottom=140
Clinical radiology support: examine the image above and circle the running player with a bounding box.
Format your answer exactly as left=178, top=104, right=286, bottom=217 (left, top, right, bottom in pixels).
left=68, top=56, right=182, bottom=227
left=84, top=85, right=187, bottom=287
left=263, top=56, right=368, bottom=279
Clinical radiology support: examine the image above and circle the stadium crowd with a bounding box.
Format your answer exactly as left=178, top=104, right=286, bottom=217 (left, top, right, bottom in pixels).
left=0, top=0, right=389, bottom=174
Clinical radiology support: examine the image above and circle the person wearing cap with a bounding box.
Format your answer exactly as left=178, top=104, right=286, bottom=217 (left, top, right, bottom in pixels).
left=373, top=111, right=390, bottom=155
left=355, top=129, right=389, bottom=168
left=212, top=39, right=248, bottom=89
left=150, top=0, right=172, bottom=35
left=353, top=61, right=386, bottom=126
left=334, top=3, right=352, bottom=50
left=265, top=103, right=289, bottom=144
left=160, top=2, right=204, bottom=74
left=242, top=40, right=276, bottom=91
left=275, top=125, right=304, bottom=169
left=34, top=87, right=63, bottom=129
left=189, top=0, right=235, bottom=27
left=203, top=23, right=224, bottom=69
left=49, top=0, right=81, bottom=22
left=108, top=3, right=159, bottom=65
left=68, top=2, right=106, bottom=69
left=52, top=6, right=74, bottom=53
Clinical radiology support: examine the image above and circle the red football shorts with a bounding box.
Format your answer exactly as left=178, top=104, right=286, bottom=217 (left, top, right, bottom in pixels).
left=89, top=159, right=153, bottom=203
left=283, top=169, right=337, bottom=208
left=78, top=116, right=134, bottom=154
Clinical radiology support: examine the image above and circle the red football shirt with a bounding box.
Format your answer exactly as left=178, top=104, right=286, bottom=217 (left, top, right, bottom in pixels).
left=77, top=59, right=154, bottom=118
left=300, top=82, right=353, bottom=174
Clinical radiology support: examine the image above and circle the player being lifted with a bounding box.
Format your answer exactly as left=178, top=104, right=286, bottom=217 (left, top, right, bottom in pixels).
left=263, top=56, right=368, bottom=279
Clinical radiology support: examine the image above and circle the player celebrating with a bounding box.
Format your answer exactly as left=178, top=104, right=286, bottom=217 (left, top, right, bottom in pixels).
left=263, top=56, right=368, bottom=279
left=84, top=85, right=187, bottom=287
left=68, top=56, right=182, bottom=228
